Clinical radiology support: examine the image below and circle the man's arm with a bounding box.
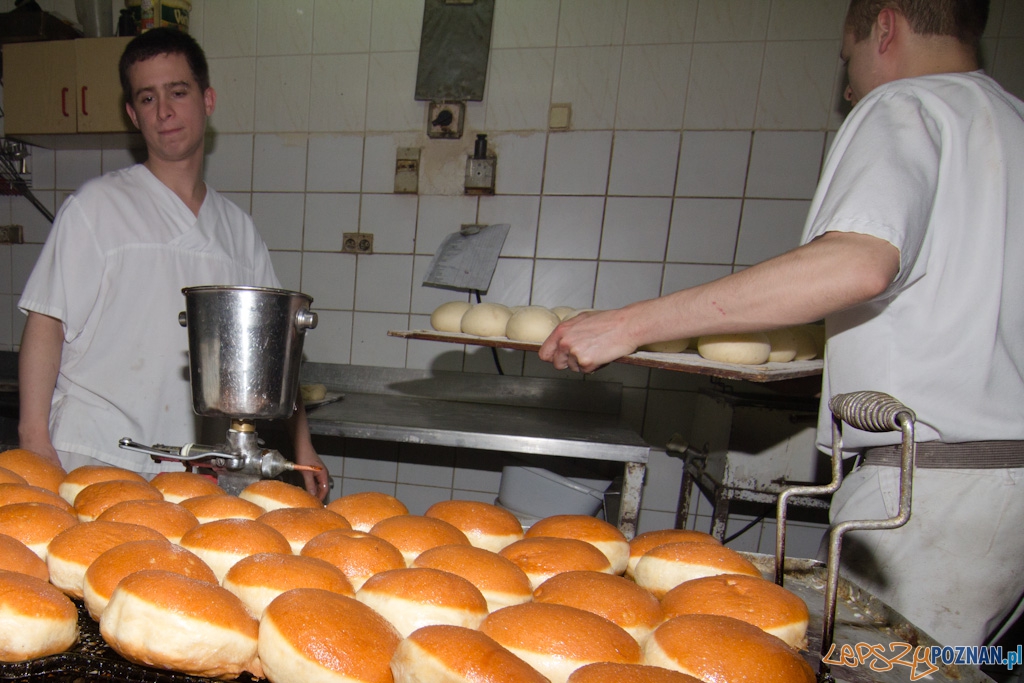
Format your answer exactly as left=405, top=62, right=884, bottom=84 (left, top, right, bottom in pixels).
left=539, top=232, right=900, bottom=373
left=286, top=397, right=329, bottom=500
left=18, top=312, right=65, bottom=466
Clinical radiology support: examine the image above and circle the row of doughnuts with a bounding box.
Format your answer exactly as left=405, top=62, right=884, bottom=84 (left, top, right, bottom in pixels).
left=0, top=448, right=813, bottom=683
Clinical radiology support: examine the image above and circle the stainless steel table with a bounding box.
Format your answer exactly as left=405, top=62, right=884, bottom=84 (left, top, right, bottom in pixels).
left=299, top=365, right=650, bottom=538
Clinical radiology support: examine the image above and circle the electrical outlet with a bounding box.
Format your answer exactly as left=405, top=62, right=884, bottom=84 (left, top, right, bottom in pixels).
left=342, top=233, right=373, bottom=254
left=395, top=147, right=420, bottom=194
left=0, top=225, right=24, bottom=244
left=427, top=101, right=465, bottom=139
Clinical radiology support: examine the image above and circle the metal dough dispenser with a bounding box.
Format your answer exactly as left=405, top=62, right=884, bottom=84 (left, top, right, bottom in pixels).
left=119, top=285, right=322, bottom=494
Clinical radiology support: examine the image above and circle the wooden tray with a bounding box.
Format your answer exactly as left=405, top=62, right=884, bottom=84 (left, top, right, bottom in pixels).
left=389, top=330, right=823, bottom=383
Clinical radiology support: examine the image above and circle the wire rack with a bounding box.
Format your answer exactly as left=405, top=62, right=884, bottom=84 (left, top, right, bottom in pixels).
left=0, top=136, right=55, bottom=223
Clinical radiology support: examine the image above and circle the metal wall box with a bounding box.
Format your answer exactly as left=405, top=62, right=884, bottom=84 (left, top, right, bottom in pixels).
left=414, top=0, right=494, bottom=102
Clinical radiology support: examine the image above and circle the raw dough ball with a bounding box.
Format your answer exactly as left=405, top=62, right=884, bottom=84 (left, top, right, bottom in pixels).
left=461, top=303, right=513, bottom=337
left=300, top=384, right=327, bottom=402
left=562, top=308, right=595, bottom=321
left=765, top=329, right=800, bottom=363
left=551, top=306, right=575, bottom=320
left=505, top=307, right=561, bottom=343
left=639, top=339, right=691, bottom=353
left=790, top=327, right=819, bottom=361
left=697, top=333, right=771, bottom=365
left=801, top=324, right=826, bottom=358
left=431, top=301, right=472, bottom=333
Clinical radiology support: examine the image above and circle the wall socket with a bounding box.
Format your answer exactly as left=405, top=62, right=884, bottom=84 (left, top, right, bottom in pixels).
left=0, top=225, right=24, bottom=244
left=342, top=233, right=373, bottom=254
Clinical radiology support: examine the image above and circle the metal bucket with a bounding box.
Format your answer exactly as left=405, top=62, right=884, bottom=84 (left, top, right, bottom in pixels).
left=179, top=286, right=318, bottom=419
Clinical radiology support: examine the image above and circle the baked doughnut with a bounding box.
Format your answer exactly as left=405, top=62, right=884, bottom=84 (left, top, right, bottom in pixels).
left=481, top=602, right=642, bottom=683
left=413, top=544, right=533, bottom=612
left=301, top=528, right=406, bottom=590
left=178, top=518, right=291, bottom=582
left=73, top=480, right=163, bottom=522
left=58, top=465, right=148, bottom=505
left=391, top=624, right=548, bottom=683
left=633, top=542, right=762, bottom=598
left=46, top=520, right=166, bottom=598
left=356, top=567, right=488, bottom=637
left=238, top=479, right=322, bottom=512
left=222, top=552, right=354, bottom=619
left=526, top=514, right=629, bottom=575
left=0, top=533, right=49, bottom=581
left=568, top=662, right=702, bottom=683
left=257, top=507, right=351, bottom=554
left=259, top=588, right=401, bottom=683
left=0, top=449, right=65, bottom=493
left=0, top=483, right=75, bottom=514
left=326, top=491, right=408, bottom=532
left=644, top=614, right=815, bottom=683
left=96, top=499, right=199, bottom=544
left=150, top=471, right=226, bottom=503
left=83, top=539, right=216, bottom=621
left=661, top=574, right=809, bottom=649
left=499, top=536, right=613, bottom=590
left=424, top=499, right=524, bottom=552
left=0, top=502, right=78, bottom=560
left=0, top=570, right=78, bottom=662
left=369, top=515, right=471, bottom=565
left=533, top=570, right=663, bottom=643
left=626, top=529, right=720, bottom=579
left=179, top=494, right=265, bottom=523
left=100, top=569, right=262, bottom=679
left=0, top=466, right=27, bottom=485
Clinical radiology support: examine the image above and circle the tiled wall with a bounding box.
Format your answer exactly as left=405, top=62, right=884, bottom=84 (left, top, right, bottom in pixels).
left=1, top=0, right=1021, bottom=551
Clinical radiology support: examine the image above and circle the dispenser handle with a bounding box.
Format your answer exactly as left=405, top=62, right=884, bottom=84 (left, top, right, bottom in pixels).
left=296, top=309, right=318, bottom=330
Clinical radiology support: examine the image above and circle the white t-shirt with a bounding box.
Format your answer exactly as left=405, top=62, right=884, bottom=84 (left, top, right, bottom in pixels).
left=803, top=71, right=1024, bottom=451
left=19, top=164, right=280, bottom=472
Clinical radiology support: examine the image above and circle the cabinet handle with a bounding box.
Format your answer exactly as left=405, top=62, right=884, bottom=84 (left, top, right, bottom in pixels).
left=81, top=86, right=89, bottom=116
left=62, top=87, right=70, bottom=118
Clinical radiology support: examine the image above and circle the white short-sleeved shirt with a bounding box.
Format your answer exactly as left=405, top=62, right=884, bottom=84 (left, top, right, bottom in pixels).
left=802, top=72, right=1024, bottom=451
left=19, top=164, right=281, bottom=472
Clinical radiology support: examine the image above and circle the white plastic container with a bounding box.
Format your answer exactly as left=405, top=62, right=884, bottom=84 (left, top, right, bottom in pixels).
left=497, top=464, right=610, bottom=519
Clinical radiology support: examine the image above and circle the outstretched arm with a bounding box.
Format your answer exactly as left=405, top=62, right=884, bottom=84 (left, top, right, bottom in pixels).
left=539, top=232, right=899, bottom=373
left=286, top=397, right=330, bottom=500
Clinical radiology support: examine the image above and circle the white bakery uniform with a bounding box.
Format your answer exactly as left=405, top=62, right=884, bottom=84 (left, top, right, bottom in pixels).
left=19, top=164, right=281, bottom=474
left=802, top=72, right=1024, bottom=647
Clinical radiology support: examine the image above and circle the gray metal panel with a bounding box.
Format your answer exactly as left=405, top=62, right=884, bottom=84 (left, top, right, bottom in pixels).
left=414, top=0, right=494, bottom=101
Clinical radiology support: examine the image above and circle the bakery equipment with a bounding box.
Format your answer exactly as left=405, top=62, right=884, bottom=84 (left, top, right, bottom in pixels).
left=118, top=286, right=322, bottom=495
left=776, top=391, right=918, bottom=682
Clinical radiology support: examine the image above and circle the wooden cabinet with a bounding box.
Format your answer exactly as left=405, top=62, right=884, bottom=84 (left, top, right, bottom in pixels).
left=3, top=37, right=134, bottom=136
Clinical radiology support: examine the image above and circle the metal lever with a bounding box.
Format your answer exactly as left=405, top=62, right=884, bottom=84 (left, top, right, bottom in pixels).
left=816, top=391, right=916, bottom=683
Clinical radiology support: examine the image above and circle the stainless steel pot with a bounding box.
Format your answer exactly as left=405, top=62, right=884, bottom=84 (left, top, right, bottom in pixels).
left=179, top=286, right=318, bottom=419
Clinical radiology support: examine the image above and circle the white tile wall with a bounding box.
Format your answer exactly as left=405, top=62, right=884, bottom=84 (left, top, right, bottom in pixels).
left=5, top=0, right=1023, bottom=538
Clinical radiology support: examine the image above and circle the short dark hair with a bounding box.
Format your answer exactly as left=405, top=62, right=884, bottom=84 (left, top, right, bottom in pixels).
left=845, top=0, right=989, bottom=50
left=119, top=28, right=210, bottom=104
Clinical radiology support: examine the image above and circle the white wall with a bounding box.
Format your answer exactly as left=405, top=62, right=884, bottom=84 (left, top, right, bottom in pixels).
left=1, top=0, right=1021, bottom=546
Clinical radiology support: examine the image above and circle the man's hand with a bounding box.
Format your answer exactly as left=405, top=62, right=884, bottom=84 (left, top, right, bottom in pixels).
left=538, top=309, right=639, bottom=374
left=17, top=433, right=62, bottom=469
left=295, top=443, right=329, bottom=500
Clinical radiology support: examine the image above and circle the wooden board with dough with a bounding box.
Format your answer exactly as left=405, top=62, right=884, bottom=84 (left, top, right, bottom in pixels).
left=388, top=330, right=823, bottom=383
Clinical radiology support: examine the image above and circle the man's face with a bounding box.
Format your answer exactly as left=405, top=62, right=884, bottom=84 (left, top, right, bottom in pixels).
left=125, top=52, right=214, bottom=164
left=841, top=26, right=884, bottom=107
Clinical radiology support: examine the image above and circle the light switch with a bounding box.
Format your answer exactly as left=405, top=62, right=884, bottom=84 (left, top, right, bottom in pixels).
left=395, top=147, right=420, bottom=194
left=549, top=103, right=572, bottom=130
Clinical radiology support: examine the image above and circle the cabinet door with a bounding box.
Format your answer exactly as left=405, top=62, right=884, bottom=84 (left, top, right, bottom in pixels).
left=75, top=37, right=134, bottom=133
left=2, top=40, right=77, bottom=135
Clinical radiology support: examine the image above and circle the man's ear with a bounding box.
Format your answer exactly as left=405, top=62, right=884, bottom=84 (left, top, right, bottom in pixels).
left=125, top=102, right=140, bottom=130
left=203, top=87, right=216, bottom=117
left=875, top=7, right=898, bottom=54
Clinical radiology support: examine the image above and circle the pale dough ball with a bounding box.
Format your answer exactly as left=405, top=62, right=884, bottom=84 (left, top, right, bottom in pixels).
left=300, top=384, right=327, bottom=402
left=431, top=301, right=472, bottom=333
left=791, top=326, right=819, bottom=360
left=505, top=306, right=561, bottom=343
left=461, top=303, right=513, bottom=337
left=697, top=333, right=771, bottom=365
left=765, top=329, right=800, bottom=363
left=639, top=339, right=690, bottom=353
left=550, top=306, right=575, bottom=320
left=562, top=308, right=595, bottom=321
left=802, top=324, right=826, bottom=358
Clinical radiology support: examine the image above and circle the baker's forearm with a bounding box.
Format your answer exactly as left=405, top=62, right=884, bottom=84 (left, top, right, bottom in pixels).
left=18, top=312, right=65, bottom=461
left=629, top=232, right=899, bottom=342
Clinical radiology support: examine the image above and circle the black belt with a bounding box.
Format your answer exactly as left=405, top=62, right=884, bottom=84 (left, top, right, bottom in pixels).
left=862, top=441, right=1024, bottom=469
